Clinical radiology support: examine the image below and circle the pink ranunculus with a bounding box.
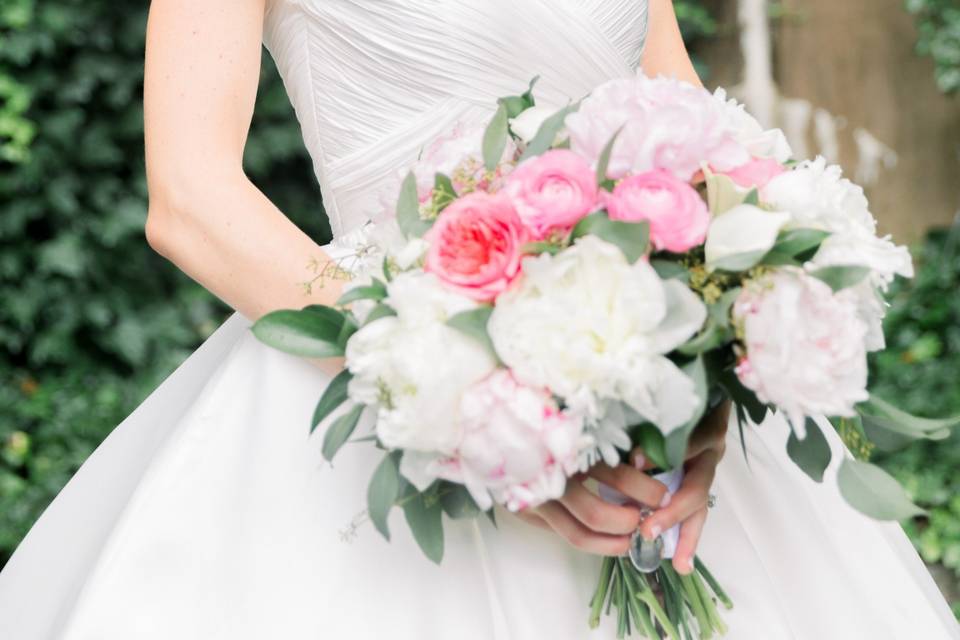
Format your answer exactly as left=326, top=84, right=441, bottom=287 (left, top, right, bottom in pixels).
left=424, top=192, right=527, bottom=302
left=718, top=156, right=786, bottom=189
left=603, top=170, right=710, bottom=253
left=431, top=370, right=586, bottom=512
left=505, top=149, right=598, bottom=239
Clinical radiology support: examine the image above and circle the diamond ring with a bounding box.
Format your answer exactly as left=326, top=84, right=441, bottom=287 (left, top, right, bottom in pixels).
left=707, top=493, right=718, bottom=509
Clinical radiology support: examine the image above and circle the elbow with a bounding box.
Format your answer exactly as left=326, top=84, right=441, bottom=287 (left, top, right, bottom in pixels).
left=143, top=170, right=213, bottom=259
left=145, top=204, right=175, bottom=258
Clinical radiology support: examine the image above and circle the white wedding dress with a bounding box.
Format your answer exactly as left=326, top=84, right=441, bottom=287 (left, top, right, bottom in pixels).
left=1, top=1, right=957, bottom=638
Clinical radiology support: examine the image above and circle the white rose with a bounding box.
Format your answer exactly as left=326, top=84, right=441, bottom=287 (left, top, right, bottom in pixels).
left=488, top=236, right=707, bottom=434
left=345, top=272, right=496, bottom=452
left=509, top=105, right=558, bottom=144
left=733, top=269, right=870, bottom=436
left=705, top=204, right=792, bottom=271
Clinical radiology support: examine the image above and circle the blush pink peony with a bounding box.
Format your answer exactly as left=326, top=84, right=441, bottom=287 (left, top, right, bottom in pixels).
left=719, top=157, right=786, bottom=189
left=733, top=269, right=869, bottom=436
left=426, top=370, right=586, bottom=512
left=505, top=149, right=598, bottom=238
left=603, top=170, right=710, bottom=253
left=424, top=192, right=527, bottom=302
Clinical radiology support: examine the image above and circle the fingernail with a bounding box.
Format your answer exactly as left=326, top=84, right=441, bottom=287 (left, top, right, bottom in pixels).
left=659, top=493, right=671, bottom=508
left=677, top=556, right=693, bottom=574
left=633, top=454, right=645, bottom=470
left=643, top=524, right=661, bottom=541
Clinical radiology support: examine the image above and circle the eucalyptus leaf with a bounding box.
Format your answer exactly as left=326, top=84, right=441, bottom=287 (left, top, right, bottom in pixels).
left=322, top=404, right=364, bottom=462
left=446, top=307, right=498, bottom=358
left=709, top=287, right=742, bottom=328
left=809, top=265, right=871, bottom=292
left=570, top=212, right=650, bottom=264
left=252, top=308, right=345, bottom=358
left=710, top=250, right=766, bottom=273
left=665, top=357, right=708, bottom=468
left=786, top=418, right=831, bottom=483
left=311, top=368, right=352, bottom=434
left=364, top=303, right=398, bottom=325
left=482, top=104, right=509, bottom=171
left=403, top=490, right=445, bottom=564
left=650, top=260, right=690, bottom=283
left=595, top=127, right=623, bottom=184
left=837, top=458, right=925, bottom=521
left=368, top=451, right=403, bottom=540
left=396, top=171, right=432, bottom=238
left=631, top=423, right=669, bottom=471
left=440, top=483, right=483, bottom=519
left=518, top=102, right=579, bottom=162
left=743, top=188, right=760, bottom=206
left=720, top=370, right=768, bottom=425
left=769, top=228, right=830, bottom=259
left=677, top=322, right=731, bottom=356
left=336, top=279, right=388, bottom=306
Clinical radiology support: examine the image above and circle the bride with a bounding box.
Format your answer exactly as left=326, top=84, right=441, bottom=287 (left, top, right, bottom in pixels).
left=1, top=0, right=957, bottom=638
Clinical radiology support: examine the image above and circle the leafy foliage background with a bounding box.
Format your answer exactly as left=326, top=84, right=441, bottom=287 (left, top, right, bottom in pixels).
left=0, top=0, right=957, bottom=614
left=906, top=0, right=960, bottom=95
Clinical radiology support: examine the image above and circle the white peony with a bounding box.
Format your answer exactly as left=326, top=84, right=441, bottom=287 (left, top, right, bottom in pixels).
left=345, top=272, right=496, bottom=452
left=762, top=157, right=914, bottom=349
left=400, top=370, right=588, bottom=512
left=733, top=269, right=870, bottom=436
left=488, top=236, right=707, bottom=434
left=712, top=88, right=793, bottom=162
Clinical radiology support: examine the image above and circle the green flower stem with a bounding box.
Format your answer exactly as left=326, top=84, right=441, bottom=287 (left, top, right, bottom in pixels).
left=691, top=571, right=727, bottom=635
left=590, top=557, right=616, bottom=628
left=634, top=570, right=680, bottom=640
left=694, top=557, right=733, bottom=609
left=679, top=572, right=713, bottom=638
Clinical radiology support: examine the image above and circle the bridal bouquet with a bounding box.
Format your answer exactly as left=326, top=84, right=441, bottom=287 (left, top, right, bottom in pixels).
left=253, top=75, right=955, bottom=639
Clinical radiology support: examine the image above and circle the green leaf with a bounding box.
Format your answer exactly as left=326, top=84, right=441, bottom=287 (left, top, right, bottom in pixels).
left=856, top=395, right=956, bottom=452
left=677, top=322, right=731, bottom=356
left=499, top=76, right=539, bottom=119
left=368, top=451, right=403, bottom=540
left=650, top=260, right=690, bottom=283
left=837, top=458, right=925, bottom=521
left=665, top=357, right=708, bottom=468
left=322, top=404, right=364, bottom=462
left=570, top=212, right=650, bottom=264
left=595, top=127, right=623, bottom=184
left=709, top=287, right=742, bottom=329
left=482, top=103, right=509, bottom=171
left=336, top=279, right=388, bottom=306
left=446, top=307, right=498, bottom=358
left=439, top=483, right=483, bottom=519
left=768, top=228, right=830, bottom=259
left=719, top=370, right=768, bottom=425
left=433, top=172, right=457, bottom=212
left=364, top=303, right=398, bottom=325
left=518, top=102, right=579, bottom=162
left=311, top=368, right=353, bottom=434
left=521, top=241, right=563, bottom=256
left=252, top=308, right=345, bottom=358
left=631, top=423, right=669, bottom=471
left=521, top=75, right=539, bottom=106
left=809, top=265, right=871, bottom=292
left=396, top=171, right=432, bottom=238
left=403, top=490, right=445, bottom=564
left=786, top=418, right=832, bottom=483
left=743, top=188, right=760, bottom=206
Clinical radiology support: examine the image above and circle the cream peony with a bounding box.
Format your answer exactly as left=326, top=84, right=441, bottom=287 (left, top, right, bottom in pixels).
left=733, top=269, right=870, bottom=436
left=345, top=272, right=497, bottom=452
left=488, top=236, right=707, bottom=434
left=712, top=88, right=793, bottom=162
left=400, top=370, right=587, bottom=512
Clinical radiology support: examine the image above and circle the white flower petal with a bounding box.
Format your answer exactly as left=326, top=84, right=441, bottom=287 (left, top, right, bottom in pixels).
left=705, top=204, right=791, bottom=271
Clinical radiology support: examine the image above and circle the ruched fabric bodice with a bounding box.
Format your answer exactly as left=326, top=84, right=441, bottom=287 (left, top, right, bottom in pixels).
left=262, top=0, right=649, bottom=238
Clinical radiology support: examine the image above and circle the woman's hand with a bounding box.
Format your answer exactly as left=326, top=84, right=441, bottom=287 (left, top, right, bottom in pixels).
left=635, top=401, right=730, bottom=574
left=513, top=402, right=729, bottom=569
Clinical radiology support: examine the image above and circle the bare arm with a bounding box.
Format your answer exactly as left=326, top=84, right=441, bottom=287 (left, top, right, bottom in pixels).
left=640, top=0, right=703, bottom=87
left=143, top=0, right=345, bottom=322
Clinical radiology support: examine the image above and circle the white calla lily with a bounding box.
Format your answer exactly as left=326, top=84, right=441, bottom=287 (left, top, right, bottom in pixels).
left=705, top=204, right=791, bottom=271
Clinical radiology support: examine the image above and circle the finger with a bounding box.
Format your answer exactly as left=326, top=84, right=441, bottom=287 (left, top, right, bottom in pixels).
left=559, top=481, right=643, bottom=535
left=514, top=510, right=551, bottom=531
left=536, top=502, right=632, bottom=556
left=672, top=507, right=708, bottom=575
left=588, top=463, right=668, bottom=508
left=685, top=403, right=731, bottom=461
left=640, top=449, right=719, bottom=540
left=627, top=448, right=656, bottom=471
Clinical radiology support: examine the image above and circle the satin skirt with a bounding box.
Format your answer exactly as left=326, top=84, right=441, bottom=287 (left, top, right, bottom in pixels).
left=0, top=284, right=956, bottom=639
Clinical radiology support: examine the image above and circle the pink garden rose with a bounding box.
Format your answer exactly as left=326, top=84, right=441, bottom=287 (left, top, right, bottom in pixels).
left=418, top=370, right=586, bottom=512
left=505, top=149, right=598, bottom=239
left=719, top=156, right=786, bottom=189
left=424, top=192, right=527, bottom=302
left=604, top=170, right=710, bottom=253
